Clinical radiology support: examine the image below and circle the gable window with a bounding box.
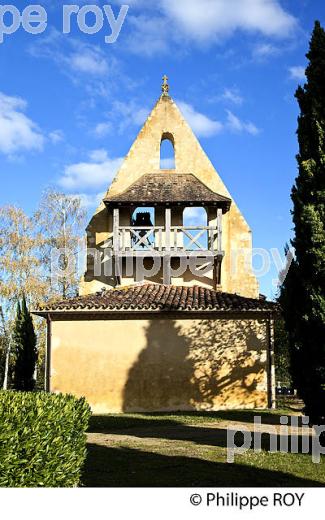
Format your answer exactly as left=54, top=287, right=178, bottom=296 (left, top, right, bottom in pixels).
left=160, top=133, right=175, bottom=170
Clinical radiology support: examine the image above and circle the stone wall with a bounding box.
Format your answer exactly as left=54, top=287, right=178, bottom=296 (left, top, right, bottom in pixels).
left=50, top=315, right=271, bottom=413
left=80, top=95, right=259, bottom=298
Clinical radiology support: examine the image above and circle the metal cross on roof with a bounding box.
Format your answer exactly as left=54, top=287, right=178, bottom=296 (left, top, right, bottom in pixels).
left=162, top=74, right=169, bottom=95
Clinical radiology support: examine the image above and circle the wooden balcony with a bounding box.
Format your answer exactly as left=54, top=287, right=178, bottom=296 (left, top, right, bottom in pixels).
left=105, top=180, right=228, bottom=284
left=110, top=208, right=224, bottom=284
left=112, top=221, right=223, bottom=258
left=111, top=207, right=224, bottom=257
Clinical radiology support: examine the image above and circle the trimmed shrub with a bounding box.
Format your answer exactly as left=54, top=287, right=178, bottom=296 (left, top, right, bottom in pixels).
left=0, top=391, right=91, bottom=487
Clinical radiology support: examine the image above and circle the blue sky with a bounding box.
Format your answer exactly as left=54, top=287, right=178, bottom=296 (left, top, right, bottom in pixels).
left=0, top=0, right=324, bottom=298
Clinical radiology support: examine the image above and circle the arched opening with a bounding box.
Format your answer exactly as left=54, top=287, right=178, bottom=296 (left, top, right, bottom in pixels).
left=131, top=207, right=155, bottom=250
left=183, top=207, right=208, bottom=251
left=160, top=133, right=175, bottom=170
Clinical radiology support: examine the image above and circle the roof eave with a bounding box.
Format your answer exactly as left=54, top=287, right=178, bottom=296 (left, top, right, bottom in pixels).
left=104, top=199, right=231, bottom=212
left=33, top=308, right=279, bottom=318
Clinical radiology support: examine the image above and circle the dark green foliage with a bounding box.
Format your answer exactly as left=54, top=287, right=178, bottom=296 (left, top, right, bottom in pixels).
left=280, top=21, right=325, bottom=423
left=0, top=391, right=91, bottom=487
left=13, top=296, right=37, bottom=391
left=274, top=318, right=292, bottom=385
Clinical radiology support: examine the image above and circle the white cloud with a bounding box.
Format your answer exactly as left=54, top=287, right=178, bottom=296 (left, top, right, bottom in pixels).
left=127, top=15, right=170, bottom=56
left=0, top=92, right=44, bottom=155
left=289, top=66, right=306, bottom=80
left=59, top=150, right=123, bottom=190
left=89, top=149, right=109, bottom=162
left=76, top=192, right=105, bottom=209
left=226, top=110, right=260, bottom=135
left=208, top=87, right=244, bottom=106
left=49, top=129, right=64, bottom=144
left=177, top=101, right=223, bottom=137
left=29, top=29, right=111, bottom=77
left=221, top=88, right=243, bottom=105
left=160, top=0, right=296, bottom=42
left=113, top=0, right=296, bottom=56
left=113, top=101, right=151, bottom=132
left=69, top=48, right=109, bottom=75
left=93, top=122, right=112, bottom=138
left=252, top=42, right=279, bottom=59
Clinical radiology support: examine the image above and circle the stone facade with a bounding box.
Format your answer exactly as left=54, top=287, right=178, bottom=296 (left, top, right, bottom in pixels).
left=80, top=94, right=259, bottom=298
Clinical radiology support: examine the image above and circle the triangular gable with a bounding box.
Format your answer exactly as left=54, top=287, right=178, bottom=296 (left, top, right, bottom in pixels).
left=106, top=95, right=233, bottom=201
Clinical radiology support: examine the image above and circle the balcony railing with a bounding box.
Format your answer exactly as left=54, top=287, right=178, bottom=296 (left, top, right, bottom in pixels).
left=112, top=225, right=222, bottom=256
left=110, top=206, right=224, bottom=259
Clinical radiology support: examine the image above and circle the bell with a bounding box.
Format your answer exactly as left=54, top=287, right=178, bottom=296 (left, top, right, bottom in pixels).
left=132, top=212, right=153, bottom=227
left=131, top=212, right=153, bottom=248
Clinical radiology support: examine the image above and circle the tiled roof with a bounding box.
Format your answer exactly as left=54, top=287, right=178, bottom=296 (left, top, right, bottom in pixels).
left=35, top=284, right=277, bottom=314
left=104, top=173, right=231, bottom=210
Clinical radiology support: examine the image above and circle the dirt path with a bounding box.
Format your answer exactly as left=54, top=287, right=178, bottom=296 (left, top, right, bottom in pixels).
left=87, top=418, right=313, bottom=449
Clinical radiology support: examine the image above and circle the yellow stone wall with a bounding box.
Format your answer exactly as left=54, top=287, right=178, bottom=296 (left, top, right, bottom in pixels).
left=80, top=95, right=259, bottom=298
left=50, top=316, right=270, bottom=413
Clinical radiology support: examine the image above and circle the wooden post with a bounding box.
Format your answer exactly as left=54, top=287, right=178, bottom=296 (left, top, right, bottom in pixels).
left=165, top=207, right=171, bottom=252
left=158, top=228, right=163, bottom=251
left=217, top=208, right=223, bottom=252
left=164, top=207, right=171, bottom=284
left=113, top=208, right=121, bottom=285
left=209, top=226, right=214, bottom=253
left=213, top=258, right=222, bottom=289
left=267, top=316, right=276, bottom=409
left=113, top=208, right=120, bottom=253
left=45, top=314, right=52, bottom=392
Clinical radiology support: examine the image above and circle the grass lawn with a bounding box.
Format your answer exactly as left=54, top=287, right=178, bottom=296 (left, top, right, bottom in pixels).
left=82, top=409, right=325, bottom=487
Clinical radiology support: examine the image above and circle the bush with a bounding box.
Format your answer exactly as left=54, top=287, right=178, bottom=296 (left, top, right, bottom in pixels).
left=0, top=391, right=91, bottom=487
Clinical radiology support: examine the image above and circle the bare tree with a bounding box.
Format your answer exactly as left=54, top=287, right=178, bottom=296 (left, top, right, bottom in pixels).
left=0, top=193, right=86, bottom=387
left=37, top=189, right=86, bottom=299
left=0, top=206, right=46, bottom=388
left=0, top=206, right=47, bottom=309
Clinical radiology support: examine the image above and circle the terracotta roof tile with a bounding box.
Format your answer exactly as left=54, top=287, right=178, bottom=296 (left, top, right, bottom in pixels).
left=35, top=284, right=278, bottom=314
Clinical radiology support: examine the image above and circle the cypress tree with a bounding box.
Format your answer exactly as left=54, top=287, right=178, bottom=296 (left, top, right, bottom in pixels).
left=280, top=21, right=325, bottom=424
left=13, top=296, right=37, bottom=391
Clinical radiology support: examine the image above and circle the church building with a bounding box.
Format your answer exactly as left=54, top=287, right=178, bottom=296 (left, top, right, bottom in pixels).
left=35, top=77, right=277, bottom=413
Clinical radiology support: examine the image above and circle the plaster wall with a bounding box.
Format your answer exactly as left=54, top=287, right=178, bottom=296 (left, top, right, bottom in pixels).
left=50, top=316, right=270, bottom=413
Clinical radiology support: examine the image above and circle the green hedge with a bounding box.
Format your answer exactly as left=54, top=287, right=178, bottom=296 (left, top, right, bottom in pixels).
left=0, top=391, right=91, bottom=487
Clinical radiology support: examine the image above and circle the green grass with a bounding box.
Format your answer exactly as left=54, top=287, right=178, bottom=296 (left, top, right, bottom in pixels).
left=83, top=409, right=325, bottom=487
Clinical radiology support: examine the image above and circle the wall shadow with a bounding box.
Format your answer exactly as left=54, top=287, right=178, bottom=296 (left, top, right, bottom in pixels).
left=90, top=409, right=295, bottom=429
left=122, top=318, right=268, bottom=412
left=122, top=320, right=198, bottom=411
left=88, top=414, right=314, bottom=454
left=82, top=444, right=322, bottom=487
